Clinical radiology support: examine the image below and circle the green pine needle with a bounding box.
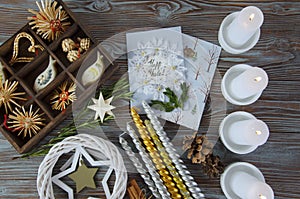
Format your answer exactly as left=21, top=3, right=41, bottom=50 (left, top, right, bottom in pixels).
left=15, top=77, right=132, bottom=159
left=150, top=83, right=189, bottom=112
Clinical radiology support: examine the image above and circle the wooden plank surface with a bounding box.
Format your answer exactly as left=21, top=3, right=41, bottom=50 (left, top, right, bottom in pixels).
left=0, top=0, right=299, bottom=199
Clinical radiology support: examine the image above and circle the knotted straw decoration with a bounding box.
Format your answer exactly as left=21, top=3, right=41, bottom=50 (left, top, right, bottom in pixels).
left=37, top=134, right=127, bottom=199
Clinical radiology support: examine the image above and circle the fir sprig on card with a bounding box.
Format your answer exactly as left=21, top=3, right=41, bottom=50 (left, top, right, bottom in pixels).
left=150, top=82, right=189, bottom=112
left=179, top=82, right=189, bottom=108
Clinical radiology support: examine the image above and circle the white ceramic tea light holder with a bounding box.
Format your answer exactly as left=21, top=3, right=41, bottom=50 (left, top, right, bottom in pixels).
left=219, top=111, right=269, bottom=154
left=221, top=64, right=268, bottom=106
left=218, top=6, right=264, bottom=54
left=221, top=162, right=274, bottom=199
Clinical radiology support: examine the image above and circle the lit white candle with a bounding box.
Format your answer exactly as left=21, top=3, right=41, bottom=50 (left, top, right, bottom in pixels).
left=230, top=171, right=274, bottom=199
left=230, top=66, right=268, bottom=100
left=228, top=119, right=269, bottom=146
left=227, top=6, right=264, bottom=47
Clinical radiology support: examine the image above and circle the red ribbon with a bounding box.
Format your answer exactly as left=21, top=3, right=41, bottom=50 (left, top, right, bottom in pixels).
left=3, top=114, right=13, bottom=131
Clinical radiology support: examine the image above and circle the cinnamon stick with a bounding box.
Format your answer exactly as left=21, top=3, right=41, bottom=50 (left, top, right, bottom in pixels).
left=127, top=179, right=146, bottom=199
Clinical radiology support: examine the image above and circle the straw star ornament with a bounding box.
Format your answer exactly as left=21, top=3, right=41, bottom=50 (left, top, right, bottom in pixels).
left=0, top=80, right=26, bottom=114
left=87, top=92, right=115, bottom=123
left=51, top=81, right=76, bottom=111
left=28, top=0, right=71, bottom=41
left=8, top=105, right=45, bottom=138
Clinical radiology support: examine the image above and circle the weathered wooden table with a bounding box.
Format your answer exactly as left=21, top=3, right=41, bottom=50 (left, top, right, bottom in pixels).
left=0, top=0, right=299, bottom=198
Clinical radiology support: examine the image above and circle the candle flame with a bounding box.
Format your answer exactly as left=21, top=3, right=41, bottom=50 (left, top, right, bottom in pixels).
left=249, top=13, right=255, bottom=21
left=254, top=76, right=262, bottom=82
left=256, top=131, right=262, bottom=135
left=259, top=194, right=267, bottom=199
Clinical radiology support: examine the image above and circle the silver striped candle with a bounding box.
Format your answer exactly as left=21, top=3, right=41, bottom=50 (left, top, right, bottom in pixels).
left=119, top=135, right=161, bottom=198
left=142, top=101, right=206, bottom=199
left=126, top=123, right=171, bottom=199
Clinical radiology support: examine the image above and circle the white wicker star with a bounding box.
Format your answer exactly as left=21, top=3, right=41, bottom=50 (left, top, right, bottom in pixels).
left=51, top=146, right=110, bottom=199
left=87, top=92, right=115, bottom=123
left=37, top=134, right=127, bottom=199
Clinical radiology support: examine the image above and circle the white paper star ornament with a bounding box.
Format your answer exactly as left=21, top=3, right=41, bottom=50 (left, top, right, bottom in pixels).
left=88, top=92, right=115, bottom=122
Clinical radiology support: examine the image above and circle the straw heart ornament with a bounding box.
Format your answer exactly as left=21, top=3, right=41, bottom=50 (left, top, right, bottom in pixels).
left=9, top=32, right=44, bottom=65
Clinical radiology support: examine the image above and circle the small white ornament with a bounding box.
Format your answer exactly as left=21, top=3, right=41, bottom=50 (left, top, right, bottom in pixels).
left=87, top=92, right=115, bottom=123
left=0, top=61, right=6, bottom=84
left=34, top=55, right=57, bottom=92
left=81, top=51, right=104, bottom=86
left=37, top=134, right=127, bottom=199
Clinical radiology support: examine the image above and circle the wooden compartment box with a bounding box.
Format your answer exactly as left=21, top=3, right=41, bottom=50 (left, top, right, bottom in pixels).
left=0, top=0, right=118, bottom=153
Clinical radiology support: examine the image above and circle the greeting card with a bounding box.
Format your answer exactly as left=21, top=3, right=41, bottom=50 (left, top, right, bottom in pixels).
left=126, top=27, right=221, bottom=130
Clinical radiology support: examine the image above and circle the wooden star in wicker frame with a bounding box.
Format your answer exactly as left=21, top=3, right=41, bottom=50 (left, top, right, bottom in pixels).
left=52, top=146, right=111, bottom=199
left=68, top=160, right=98, bottom=193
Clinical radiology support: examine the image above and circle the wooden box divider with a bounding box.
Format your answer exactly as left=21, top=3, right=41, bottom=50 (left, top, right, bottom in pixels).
left=0, top=57, right=14, bottom=77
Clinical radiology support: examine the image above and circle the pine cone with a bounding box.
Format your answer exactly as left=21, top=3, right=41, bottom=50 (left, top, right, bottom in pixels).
left=182, top=132, right=197, bottom=152
left=202, top=154, right=224, bottom=178
left=185, top=134, right=214, bottom=164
